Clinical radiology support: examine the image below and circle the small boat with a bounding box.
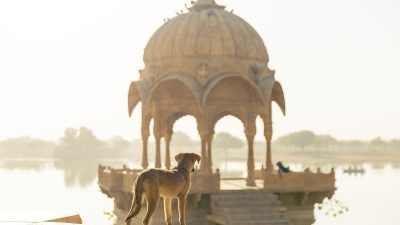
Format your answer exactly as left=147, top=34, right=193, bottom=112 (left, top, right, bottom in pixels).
left=343, top=166, right=365, bottom=174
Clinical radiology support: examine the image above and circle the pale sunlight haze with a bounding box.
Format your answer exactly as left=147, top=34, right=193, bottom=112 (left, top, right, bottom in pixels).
left=0, top=0, right=399, bottom=141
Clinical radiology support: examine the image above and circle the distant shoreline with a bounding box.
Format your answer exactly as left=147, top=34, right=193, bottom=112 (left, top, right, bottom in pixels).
left=1, top=151, right=399, bottom=166
left=215, top=151, right=400, bottom=164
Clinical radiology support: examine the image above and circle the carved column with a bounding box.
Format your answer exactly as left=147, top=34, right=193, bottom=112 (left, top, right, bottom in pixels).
left=164, top=130, right=173, bottom=169
left=265, top=125, right=273, bottom=171
left=200, top=134, right=208, bottom=172
left=245, top=128, right=256, bottom=186
left=153, top=109, right=162, bottom=169
left=264, top=105, right=274, bottom=172
left=154, top=137, right=162, bottom=168
left=141, top=112, right=150, bottom=169
left=141, top=133, right=149, bottom=169
left=207, top=131, right=214, bottom=172
left=198, top=117, right=209, bottom=172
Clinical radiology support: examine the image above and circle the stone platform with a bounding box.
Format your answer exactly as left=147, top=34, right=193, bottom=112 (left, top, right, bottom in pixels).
left=98, top=165, right=335, bottom=225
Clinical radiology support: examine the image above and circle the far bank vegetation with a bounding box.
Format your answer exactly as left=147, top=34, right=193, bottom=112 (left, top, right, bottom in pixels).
left=1, top=128, right=399, bottom=162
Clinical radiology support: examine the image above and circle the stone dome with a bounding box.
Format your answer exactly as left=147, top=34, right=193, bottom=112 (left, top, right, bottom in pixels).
left=128, top=0, right=286, bottom=176
left=143, top=0, right=269, bottom=65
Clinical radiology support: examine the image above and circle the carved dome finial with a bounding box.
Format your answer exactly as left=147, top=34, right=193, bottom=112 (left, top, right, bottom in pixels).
left=196, top=0, right=216, bottom=5
left=189, top=0, right=224, bottom=11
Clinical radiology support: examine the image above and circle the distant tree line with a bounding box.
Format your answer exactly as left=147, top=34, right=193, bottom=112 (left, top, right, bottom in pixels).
left=0, top=136, right=54, bottom=158
left=1, top=128, right=399, bottom=159
left=274, top=130, right=400, bottom=153
left=0, top=127, right=133, bottom=159
left=54, top=127, right=132, bottom=159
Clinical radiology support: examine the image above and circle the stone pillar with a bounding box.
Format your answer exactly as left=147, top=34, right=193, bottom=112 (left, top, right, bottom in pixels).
left=153, top=122, right=162, bottom=168
left=207, top=132, right=214, bottom=172
left=246, top=132, right=256, bottom=186
left=153, top=107, right=162, bottom=168
left=154, top=135, right=162, bottom=168
left=265, top=125, right=273, bottom=171
left=141, top=134, right=149, bottom=169
left=200, top=134, right=208, bottom=172
left=197, top=118, right=210, bottom=173
left=141, top=123, right=150, bottom=169
left=164, top=131, right=172, bottom=169
left=141, top=109, right=151, bottom=169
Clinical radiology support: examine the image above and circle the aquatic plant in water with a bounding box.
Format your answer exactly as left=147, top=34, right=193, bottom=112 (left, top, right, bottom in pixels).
left=315, top=197, right=349, bottom=217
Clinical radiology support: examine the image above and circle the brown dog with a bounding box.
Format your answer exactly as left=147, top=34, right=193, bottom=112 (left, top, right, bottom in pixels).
left=125, top=152, right=201, bottom=225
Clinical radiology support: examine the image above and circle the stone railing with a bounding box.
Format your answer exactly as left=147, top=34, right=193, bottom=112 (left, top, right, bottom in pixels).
left=98, top=165, right=221, bottom=196
left=98, top=165, right=141, bottom=195
left=263, top=169, right=336, bottom=193
left=254, top=169, right=265, bottom=180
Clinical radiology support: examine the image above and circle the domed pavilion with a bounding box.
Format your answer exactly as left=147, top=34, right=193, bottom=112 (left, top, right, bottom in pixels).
left=128, top=0, right=285, bottom=186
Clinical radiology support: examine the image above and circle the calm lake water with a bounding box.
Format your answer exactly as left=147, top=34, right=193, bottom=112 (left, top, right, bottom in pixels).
left=0, top=159, right=399, bottom=225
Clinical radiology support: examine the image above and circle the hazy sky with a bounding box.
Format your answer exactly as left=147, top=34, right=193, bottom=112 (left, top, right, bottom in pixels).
left=0, top=0, right=399, bottom=141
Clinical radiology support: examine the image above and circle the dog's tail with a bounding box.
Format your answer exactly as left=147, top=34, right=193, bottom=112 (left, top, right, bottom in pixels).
left=125, top=173, right=145, bottom=223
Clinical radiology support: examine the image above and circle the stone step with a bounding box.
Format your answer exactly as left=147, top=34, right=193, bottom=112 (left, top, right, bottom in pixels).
left=228, top=212, right=285, bottom=221
left=215, top=191, right=278, bottom=196
left=212, top=193, right=278, bottom=201
left=230, top=218, right=290, bottom=225
left=207, top=215, right=290, bottom=225
left=209, top=191, right=291, bottom=225
left=213, top=199, right=282, bottom=208
left=213, top=206, right=283, bottom=214
left=212, top=195, right=278, bottom=202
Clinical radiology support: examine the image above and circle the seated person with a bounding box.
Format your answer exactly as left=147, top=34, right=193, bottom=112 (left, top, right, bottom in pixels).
left=277, top=161, right=291, bottom=173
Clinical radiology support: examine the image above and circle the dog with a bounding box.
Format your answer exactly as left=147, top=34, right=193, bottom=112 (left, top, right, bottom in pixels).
left=125, top=152, right=201, bottom=225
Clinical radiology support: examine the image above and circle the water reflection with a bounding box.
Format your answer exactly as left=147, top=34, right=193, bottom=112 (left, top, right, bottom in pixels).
left=0, top=158, right=133, bottom=188
left=371, top=163, right=386, bottom=170
left=54, top=160, right=98, bottom=188
left=54, top=159, right=134, bottom=188
left=1, top=160, right=400, bottom=225
left=0, top=159, right=50, bottom=171
left=391, top=162, right=400, bottom=169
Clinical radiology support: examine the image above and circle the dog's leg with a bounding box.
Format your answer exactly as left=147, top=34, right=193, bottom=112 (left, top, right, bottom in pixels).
left=178, top=195, right=186, bottom=225
left=163, top=197, right=172, bottom=225
left=143, top=190, right=159, bottom=225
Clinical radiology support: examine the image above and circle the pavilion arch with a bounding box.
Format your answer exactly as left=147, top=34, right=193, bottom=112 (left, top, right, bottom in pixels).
left=160, top=112, right=199, bottom=169
left=163, top=111, right=199, bottom=134
left=202, top=73, right=266, bottom=106
left=210, top=111, right=247, bottom=132
left=147, top=77, right=200, bottom=133
left=142, top=75, right=202, bottom=169
left=145, top=73, right=202, bottom=110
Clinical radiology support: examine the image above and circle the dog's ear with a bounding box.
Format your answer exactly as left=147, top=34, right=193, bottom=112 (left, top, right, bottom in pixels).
left=194, top=153, right=201, bottom=163
left=175, top=153, right=183, bottom=162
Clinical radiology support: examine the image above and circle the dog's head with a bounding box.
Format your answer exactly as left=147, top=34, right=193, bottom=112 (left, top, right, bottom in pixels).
left=174, top=153, right=201, bottom=172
